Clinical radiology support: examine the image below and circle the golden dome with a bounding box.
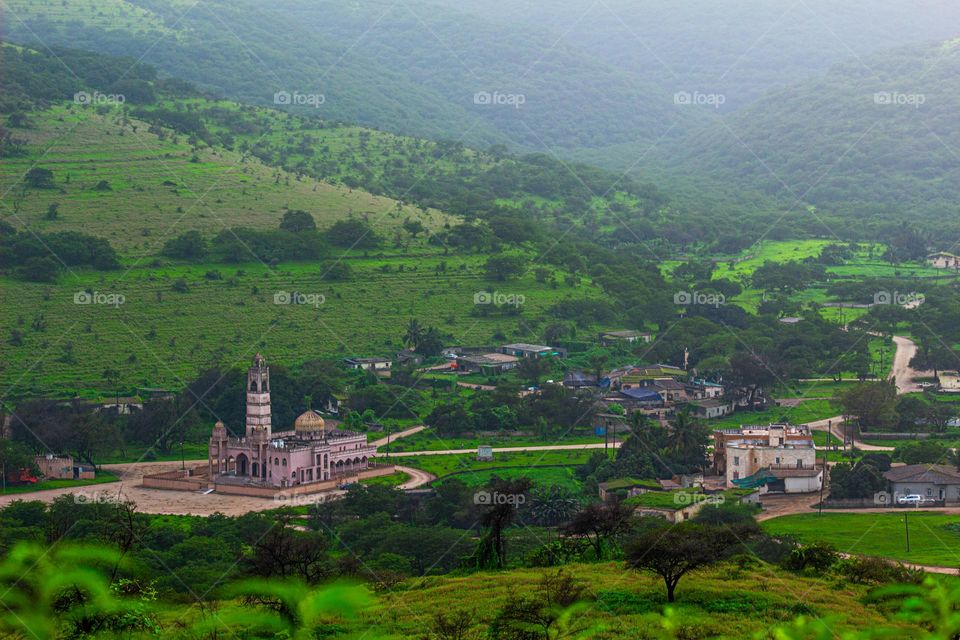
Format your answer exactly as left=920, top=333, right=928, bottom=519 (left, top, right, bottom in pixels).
left=294, top=410, right=325, bottom=432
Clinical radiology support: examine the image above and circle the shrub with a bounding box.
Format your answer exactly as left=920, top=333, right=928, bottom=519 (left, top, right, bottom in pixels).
left=783, top=541, right=840, bottom=573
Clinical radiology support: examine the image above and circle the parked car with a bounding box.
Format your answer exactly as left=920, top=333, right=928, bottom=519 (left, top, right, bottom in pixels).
left=897, top=494, right=924, bottom=505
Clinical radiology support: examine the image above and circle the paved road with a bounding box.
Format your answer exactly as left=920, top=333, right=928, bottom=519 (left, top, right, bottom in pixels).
left=382, top=442, right=621, bottom=457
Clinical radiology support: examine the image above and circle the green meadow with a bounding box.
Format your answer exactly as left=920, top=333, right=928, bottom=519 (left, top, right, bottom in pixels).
left=764, top=512, right=960, bottom=567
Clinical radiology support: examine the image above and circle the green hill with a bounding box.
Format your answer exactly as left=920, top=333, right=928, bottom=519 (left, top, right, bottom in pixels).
left=1, top=0, right=697, bottom=155
left=665, top=40, right=960, bottom=229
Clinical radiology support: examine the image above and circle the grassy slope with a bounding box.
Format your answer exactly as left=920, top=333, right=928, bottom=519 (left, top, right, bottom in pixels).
left=2, top=106, right=453, bottom=254
left=0, top=105, right=605, bottom=397
left=764, top=512, right=960, bottom=567
left=351, top=562, right=915, bottom=638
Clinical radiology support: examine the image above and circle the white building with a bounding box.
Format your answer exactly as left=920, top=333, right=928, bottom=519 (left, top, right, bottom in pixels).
left=713, top=424, right=822, bottom=494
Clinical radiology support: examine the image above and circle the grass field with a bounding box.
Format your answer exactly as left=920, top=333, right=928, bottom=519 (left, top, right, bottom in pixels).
left=0, top=470, right=119, bottom=495
left=764, top=512, right=960, bottom=567
left=708, top=399, right=837, bottom=430
left=391, top=449, right=602, bottom=484
left=376, top=429, right=606, bottom=453
left=360, top=471, right=410, bottom=487
left=0, top=257, right=602, bottom=397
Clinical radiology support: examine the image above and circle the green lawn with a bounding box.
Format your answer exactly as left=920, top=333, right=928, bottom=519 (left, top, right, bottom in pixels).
left=708, top=399, right=837, bottom=430
left=763, top=512, right=960, bottom=567
left=391, top=449, right=602, bottom=482
left=377, top=429, right=607, bottom=453
left=445, top=466, right=584, bottom=493
left=0, top=470, right=119, bottom=495
left=359, top=471, right=409, bottom=487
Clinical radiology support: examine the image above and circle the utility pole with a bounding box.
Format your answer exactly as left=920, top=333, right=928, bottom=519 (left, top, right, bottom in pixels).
left=904, top=511, right=911, bottom=553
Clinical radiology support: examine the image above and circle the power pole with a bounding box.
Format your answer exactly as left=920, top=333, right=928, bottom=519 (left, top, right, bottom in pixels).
left=904, top=511, right=911, bottom=553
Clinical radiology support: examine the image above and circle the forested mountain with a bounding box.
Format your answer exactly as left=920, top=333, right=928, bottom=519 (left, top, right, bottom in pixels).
left=433, top=0, right=960, bottom=112
left=2, top=0, right=696, bottom=155
left=665, top=40, right=960, bottom=228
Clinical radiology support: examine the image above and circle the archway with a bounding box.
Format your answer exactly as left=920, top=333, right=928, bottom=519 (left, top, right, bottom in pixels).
left=236, top=453, right=249, bottom=476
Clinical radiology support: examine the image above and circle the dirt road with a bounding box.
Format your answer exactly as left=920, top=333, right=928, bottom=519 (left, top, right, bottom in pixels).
left=889, top=335, right=931, bottom=393
left=803, top=334, right=929, bottom=452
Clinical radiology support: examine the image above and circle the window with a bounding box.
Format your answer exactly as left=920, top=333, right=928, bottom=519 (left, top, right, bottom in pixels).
left=927, top=488, right=933, bottom=496
left=775, top=457, right=780, bottom=464
left=797, top=459, right=804, bottom=469
left=733, top=456, right=740, bottom=466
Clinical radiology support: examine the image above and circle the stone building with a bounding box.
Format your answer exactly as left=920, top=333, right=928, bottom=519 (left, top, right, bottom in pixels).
left=208, top=354, right=378, bottom=489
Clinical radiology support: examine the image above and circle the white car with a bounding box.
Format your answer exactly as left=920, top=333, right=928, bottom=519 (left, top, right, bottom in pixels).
left=896, top=494, right=924, bottom=505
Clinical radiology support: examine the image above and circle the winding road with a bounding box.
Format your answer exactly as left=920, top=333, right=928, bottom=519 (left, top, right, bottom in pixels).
left=805, top=334, right=929, bottom=453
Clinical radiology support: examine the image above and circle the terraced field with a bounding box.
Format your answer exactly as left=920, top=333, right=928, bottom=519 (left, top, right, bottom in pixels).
left=0, top=258, right=601, bottom=397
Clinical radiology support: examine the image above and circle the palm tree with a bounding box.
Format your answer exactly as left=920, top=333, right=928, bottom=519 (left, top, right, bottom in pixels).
left=403, top=318, right=424, bottom=350
left=667, top=411, right=707, bottom=467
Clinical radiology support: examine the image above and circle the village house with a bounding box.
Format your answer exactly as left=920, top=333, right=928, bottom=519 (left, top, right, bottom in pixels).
left=714, top=424, right=822, bottom=493
left=456, top=352, right=519, bottom=376
left=563, top=370, right=598, bottom=389
left=938, top=370, right=960, bottom=393
left=599, top=330, right=653, bottom=346
left=343, top=357, right=392, bottom=371
left=650, top=379, right=690, bottom=403
left=33, top=454, right=94, bottom=480
left=499, top=343, right=565, bottom=359
left=884, top=464, right=960, bottom=503
left=690, top=398, right=735, bottom=419
left=610, top=364, right=687, bottom=390
left=686, top=379, right=725, bottom=400
left=597, top=477, right=660, bottom=501
left=927, top=252, right=960, bottom=269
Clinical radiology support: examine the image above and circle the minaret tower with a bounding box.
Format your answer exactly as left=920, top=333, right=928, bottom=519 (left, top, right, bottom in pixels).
left=246, top=353, right=271, bottom=438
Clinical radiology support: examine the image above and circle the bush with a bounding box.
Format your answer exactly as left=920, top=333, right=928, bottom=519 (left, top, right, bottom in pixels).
left=836, top=556, right=923, bottom=585
left=783, top=541, right=840, bottom=573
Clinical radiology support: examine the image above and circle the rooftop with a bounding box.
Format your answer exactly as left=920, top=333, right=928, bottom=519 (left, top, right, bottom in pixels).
left=501, top=343, right=554, bottom=352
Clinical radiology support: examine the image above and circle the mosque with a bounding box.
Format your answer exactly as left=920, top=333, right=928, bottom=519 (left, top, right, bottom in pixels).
left=208, top=354, right=378, bottom=488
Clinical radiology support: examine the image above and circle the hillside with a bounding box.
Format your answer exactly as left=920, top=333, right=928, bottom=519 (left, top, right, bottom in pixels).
left=266, top=562, right=922, bottom=638
left=434, top=0, right=960, bottom=112
left=1, top=0, right=696, bottom=155
left=665, top=40, right=960, bottom=229
left=0, top=45, right=644, bottom=397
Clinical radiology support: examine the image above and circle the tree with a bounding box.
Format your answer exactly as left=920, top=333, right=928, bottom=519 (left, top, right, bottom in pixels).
left=325, top=219, right=380, bottom=248
left=0, top=439, right=36, bottom=485
left=562, top=499, right=634, bottom=560
left=403, top=318, right=425, bottom=351
left=625, top=523, right=739, bottom=602
left=840, top=381, right=898, bottom=430
left=402, top=219, right=426, bottom=237
left=102, top=368, right=121, bottom=406
left=484, top=255, right=527, bottom=281
left=161, top=230, right=206, bottom=260
left=474, top=477, right=532, bottom=569
left=666, top=411, right=709, bottom=470
left=24, top=167, right=54, bottom=188
left=280, top=209, right=316, bottom=233
left=426, top=402, right=471, bottom=437
left=19, top=256, right=59, bottom=282
left=517, top=357, right=550, bottom=387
